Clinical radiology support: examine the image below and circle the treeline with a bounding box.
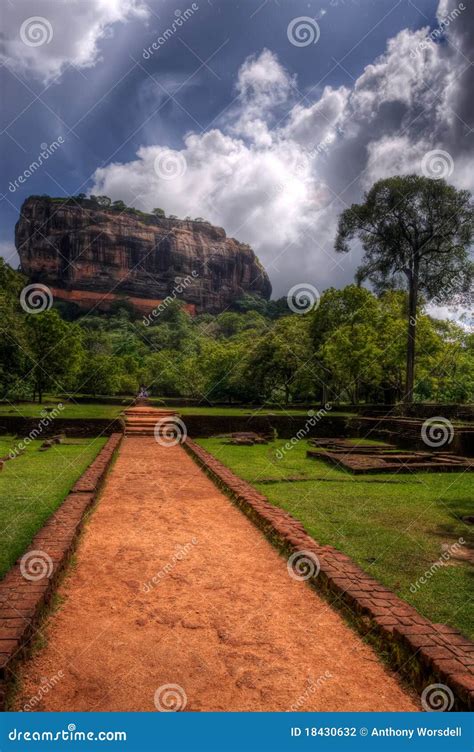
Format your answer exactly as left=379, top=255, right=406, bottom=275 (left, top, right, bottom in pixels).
left=1, top=260, right=473, bottom=405
left=30, top=194, right=211, bottom=224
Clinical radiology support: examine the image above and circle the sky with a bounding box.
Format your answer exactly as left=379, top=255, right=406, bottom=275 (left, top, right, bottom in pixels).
left=1, top=0, right=473, bottom=302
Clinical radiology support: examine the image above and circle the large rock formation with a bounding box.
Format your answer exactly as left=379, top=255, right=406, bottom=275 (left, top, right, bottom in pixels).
left=16, top=196, right=271, bottom=315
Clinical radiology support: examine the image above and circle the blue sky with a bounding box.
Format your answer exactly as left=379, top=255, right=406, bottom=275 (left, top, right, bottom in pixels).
left=1, top=0, right=472, bottom=298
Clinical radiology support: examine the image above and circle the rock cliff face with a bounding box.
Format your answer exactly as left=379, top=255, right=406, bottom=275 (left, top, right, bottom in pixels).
left=16, top=197, right=271, bottom=314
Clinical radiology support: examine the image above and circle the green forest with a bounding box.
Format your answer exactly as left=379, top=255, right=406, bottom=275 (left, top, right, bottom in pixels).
left=4, top=177, right=474, bottom=406
left=1, top=258, right=473, bottom=405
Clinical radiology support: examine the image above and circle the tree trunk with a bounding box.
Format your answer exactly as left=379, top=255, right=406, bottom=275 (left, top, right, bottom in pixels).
left=322, top=382, right=327, bottom=406
left=404, top=265, right=419, bottom=405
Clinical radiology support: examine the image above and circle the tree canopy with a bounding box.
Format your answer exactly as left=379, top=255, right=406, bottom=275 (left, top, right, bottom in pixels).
left=335, top=175, right=474, bottom=402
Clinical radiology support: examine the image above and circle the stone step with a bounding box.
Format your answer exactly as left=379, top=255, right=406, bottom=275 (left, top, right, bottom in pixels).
left=126, top=426, right=174, bottom=432
left=125, top=420, right=174, bottom=425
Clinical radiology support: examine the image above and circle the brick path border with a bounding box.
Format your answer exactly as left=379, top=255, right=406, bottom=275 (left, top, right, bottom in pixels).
left=184, top=438, right=474, bottom=711
left=0, top=433, right=122, bottom=710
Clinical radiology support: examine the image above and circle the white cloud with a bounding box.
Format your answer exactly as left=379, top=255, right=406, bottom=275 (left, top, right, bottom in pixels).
left=428, top=304, right=474, bottom=332
left=0, top=0, right=149, bottom=82
left=283, top=86, right=349, bottom=147
left=91, top=3, right=474, bottom=298
left=363, top=136, right=429, bottom=188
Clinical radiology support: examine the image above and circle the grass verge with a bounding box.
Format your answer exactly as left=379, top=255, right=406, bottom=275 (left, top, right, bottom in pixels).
left=198, top=437, right=473, bottom=639
left=0, top=436, right=106, bottom=579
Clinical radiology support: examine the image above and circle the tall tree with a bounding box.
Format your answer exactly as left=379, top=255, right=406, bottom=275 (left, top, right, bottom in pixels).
left=0, top=261, right=29, bottom=398
left=26, top=310, right=83, bottom=402
left=335, top=176, right=474, bottom=403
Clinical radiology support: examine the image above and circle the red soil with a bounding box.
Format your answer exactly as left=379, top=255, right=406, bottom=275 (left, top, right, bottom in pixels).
left=14, top=439, right=417, bottom=712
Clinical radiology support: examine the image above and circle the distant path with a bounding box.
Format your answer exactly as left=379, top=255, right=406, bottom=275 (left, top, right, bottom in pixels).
left=15, top=438, right=417, bottom=711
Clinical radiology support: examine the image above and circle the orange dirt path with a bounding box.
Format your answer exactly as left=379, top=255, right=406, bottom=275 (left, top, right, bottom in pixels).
left=14, top=439, right=417, bottom=711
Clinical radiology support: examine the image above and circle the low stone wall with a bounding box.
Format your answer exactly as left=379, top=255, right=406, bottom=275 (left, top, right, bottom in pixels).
left=183, top=414, right=350, bottom=439
left=0, top=433, right=122, bottom=710
left=184, top=438, right=474, bottom=711
left=0, top=414, right=349, bottom=441
left=351, top=416, right=474, bottom=456
left=0, top=417, right=124, bottom=439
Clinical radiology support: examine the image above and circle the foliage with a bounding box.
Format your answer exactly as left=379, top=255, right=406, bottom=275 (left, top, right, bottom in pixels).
left=335, top=175, right=474, bottom=402
left=0, top=260, right=29, bottom=398
left=0, top=244, right=473, bottom=404
left=26, top=310, right=83, bottom=402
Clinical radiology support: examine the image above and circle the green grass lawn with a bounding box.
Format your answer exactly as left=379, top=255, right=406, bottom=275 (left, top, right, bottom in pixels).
left=198, top=437, right=474, bottom=639
left=0, top=402, right=123, bottom=419
left=0, top=401, right=354, bottom=419
left=0, top=436, right=106, bottom=579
